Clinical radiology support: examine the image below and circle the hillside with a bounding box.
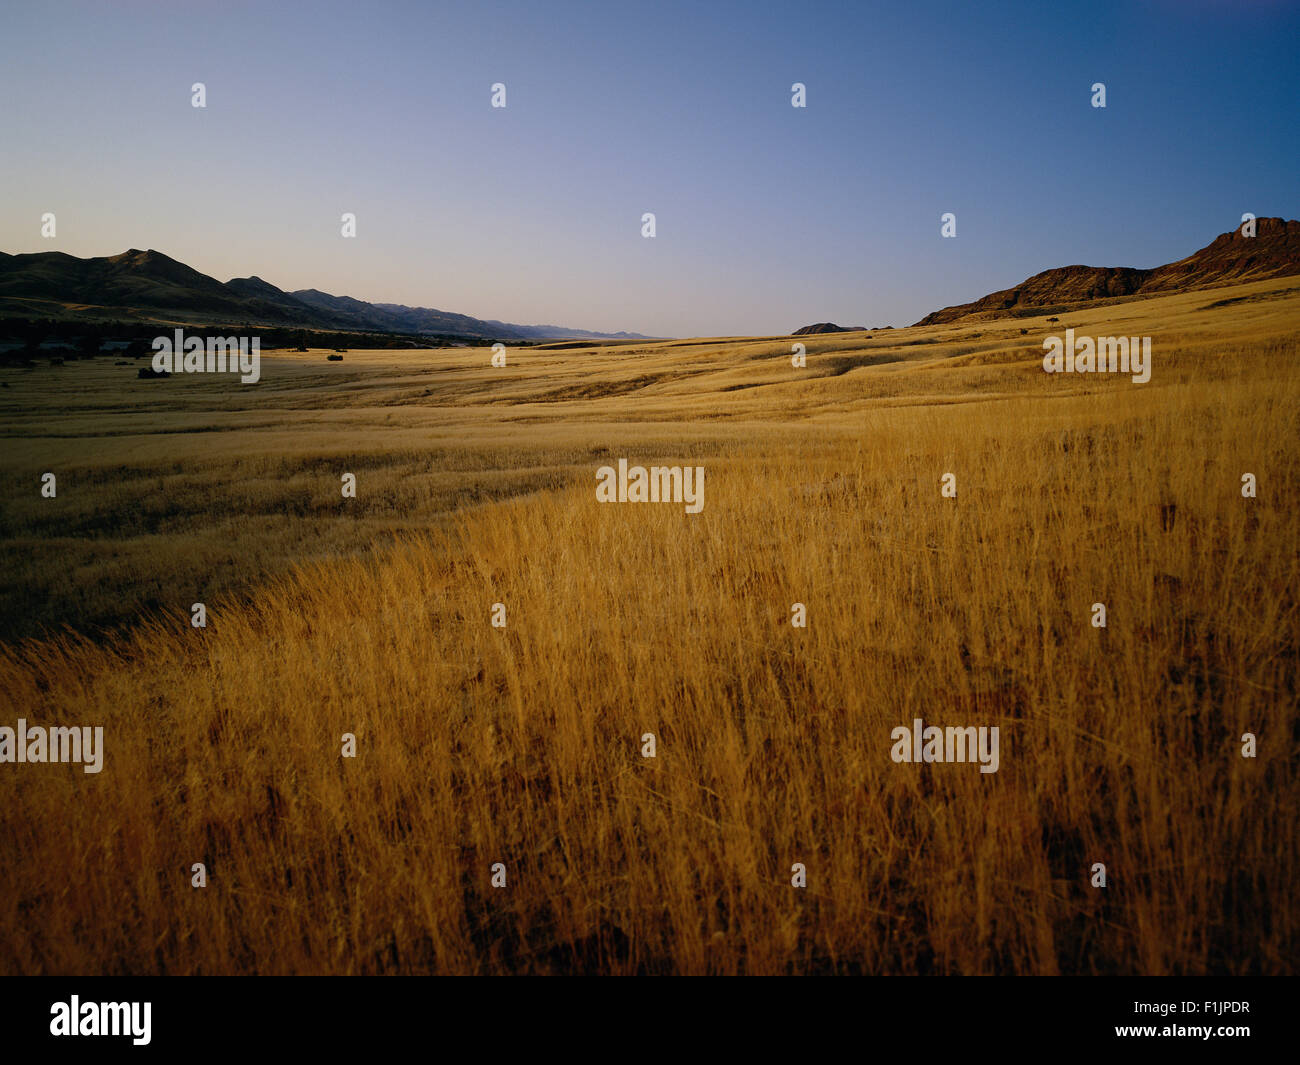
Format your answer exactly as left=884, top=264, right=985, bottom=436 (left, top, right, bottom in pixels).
left=915, top=217, right=1300, bottom=325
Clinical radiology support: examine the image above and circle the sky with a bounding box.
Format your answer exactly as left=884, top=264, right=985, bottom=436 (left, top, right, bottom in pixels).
left=1, top=0, right=1296, bottom=337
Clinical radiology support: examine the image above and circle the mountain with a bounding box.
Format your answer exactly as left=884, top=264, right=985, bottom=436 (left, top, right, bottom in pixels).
left=287, top=289, right=525, bottom=338
left=0, top=249, right=653, bottom=341
left=0, top=249, right=303, bottom=324
left=915, top=218, right=1300, bottom=326
left=792, top=322, right=868, bottom=335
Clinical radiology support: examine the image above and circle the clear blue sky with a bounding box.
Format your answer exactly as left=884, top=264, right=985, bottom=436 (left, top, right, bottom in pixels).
left=1, top=0, right=1296, bottom=336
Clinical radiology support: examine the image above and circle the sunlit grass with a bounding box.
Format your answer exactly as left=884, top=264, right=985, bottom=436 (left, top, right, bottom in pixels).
left=0, top=277, right=1296, bottom=973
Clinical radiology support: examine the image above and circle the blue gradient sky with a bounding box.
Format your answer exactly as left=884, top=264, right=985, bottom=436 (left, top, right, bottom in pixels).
left=1, top=0, right=1296, bottom=336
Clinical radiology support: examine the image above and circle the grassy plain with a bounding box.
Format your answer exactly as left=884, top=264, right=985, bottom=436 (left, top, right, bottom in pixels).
left=0, top=276, right=1297, bottom=973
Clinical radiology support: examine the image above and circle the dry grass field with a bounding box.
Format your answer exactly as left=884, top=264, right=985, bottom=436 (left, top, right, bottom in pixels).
left=0, top=276, right=1297, bottom=974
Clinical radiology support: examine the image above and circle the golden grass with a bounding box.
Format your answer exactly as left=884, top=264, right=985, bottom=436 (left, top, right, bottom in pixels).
left=0, top=276, right=1297, bottom=973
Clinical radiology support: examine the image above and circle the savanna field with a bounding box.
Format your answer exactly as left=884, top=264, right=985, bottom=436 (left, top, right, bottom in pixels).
left=0, top=277, right=1296, bottom=974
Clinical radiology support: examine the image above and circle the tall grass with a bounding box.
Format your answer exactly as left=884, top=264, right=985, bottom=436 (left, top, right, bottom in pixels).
left=1, top=332, right=1295, bottom=973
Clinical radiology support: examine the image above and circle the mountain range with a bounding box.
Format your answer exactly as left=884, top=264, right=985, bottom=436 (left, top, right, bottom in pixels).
left=0, top=248, right=652, bottom=342
left=3, top=218, right=1297, bottom=342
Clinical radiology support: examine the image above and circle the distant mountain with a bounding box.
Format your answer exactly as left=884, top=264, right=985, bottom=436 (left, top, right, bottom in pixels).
left=915, top=218, right=1300, bottom=326
left=792, top=322, right=867, bottom=335
left=0, top=248, right=653, bottom=341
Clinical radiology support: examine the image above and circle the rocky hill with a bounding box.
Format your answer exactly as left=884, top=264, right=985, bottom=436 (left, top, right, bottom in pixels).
left=915, top=218, right=1300, bottom=325
left=792, top=322, right=867, bottom=335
